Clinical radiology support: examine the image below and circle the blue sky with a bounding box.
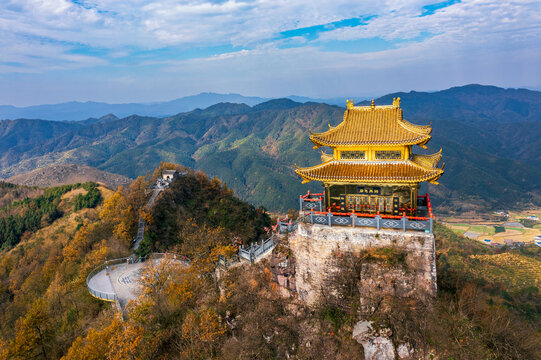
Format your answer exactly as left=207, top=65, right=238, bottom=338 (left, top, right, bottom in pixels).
left=0, top=0, right=540, bottom=106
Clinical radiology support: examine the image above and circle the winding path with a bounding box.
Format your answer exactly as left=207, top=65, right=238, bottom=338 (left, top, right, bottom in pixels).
left=87, top=183, right=169, bottom=310
left=133, top=188, right=163, bottom=251
left=87, top=179, right=279, bottom=312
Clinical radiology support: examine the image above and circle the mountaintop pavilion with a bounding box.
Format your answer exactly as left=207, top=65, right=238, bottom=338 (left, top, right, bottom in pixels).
left=295, top=98, right=444, bottom=216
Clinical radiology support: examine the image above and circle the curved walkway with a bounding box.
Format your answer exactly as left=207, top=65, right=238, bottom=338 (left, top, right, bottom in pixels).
left=87, top=264, right=116, bottom=301
left=88, top=178, right=280, bottom=311
left=87, top=255, right=189, bottom=309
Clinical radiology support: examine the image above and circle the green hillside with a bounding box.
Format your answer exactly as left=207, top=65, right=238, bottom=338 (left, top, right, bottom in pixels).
left=0, top=182, right=102, bottom=249
left=1, top=85, right=541, bottom=212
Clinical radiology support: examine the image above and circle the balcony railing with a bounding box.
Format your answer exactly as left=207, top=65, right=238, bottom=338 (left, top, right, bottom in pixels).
left=276, top=218, right=297, bottom=233
left=301, top=211, right=433, bottom=233
left=298, top=192, right=434, bottom=233
left=238, top=236, right=277, bottom=263
left=299, top=192, right=324, bottom=212
left=86, top=263, right=118, bottom=302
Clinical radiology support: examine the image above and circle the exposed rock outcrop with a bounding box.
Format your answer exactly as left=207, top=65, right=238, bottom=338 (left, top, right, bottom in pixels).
left=270, top=253, right=296, bottom=292
left=289, top=222, right=437, bottom=310
left=352, top=321, right=395, bottom=360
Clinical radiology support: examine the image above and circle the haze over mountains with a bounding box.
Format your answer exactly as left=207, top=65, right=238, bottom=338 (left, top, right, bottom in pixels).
left=0, top=93, right=268, bottom=121
left=0, top=93, right=364, bottom=122
left=1, top=84, right=541, bottom=212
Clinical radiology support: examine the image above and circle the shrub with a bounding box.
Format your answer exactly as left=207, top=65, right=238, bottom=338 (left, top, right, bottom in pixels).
left=73, top=183, right=102, bottom=211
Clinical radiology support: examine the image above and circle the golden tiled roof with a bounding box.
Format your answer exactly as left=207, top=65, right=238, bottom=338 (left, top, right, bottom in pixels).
left=411, top=149, right=443, bottom=169
left=295, top=159, right=443, bottom=184
left=310, top=104, right=432, bottom=147
left=320, top=150, right=334, bottom=163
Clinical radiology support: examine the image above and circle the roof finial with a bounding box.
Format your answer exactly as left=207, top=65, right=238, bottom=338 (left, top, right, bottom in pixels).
left=394, top=97, right=401, bottom=107
left=371, top=99, right=375, bottom=109
left=346, top=99, right=354, bottom=110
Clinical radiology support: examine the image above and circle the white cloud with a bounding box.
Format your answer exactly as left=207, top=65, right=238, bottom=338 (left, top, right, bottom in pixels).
left=0, top=0, right=540, bottom=104
left=1, top=1, right=537, bottom=54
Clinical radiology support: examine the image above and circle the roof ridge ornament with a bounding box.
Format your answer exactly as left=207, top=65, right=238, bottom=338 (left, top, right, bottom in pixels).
left=346, top=99, right=354, bottom=110
left=392, top=97, right=401, bottom=107
left=371, top=99, right=375, bottom=109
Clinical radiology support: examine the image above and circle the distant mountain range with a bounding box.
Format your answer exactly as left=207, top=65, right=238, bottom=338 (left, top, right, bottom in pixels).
left=1, top=84, right=541, bottom=213
left=0, top=93, right=366, bottom=122
left=358, top=84, right=541, bottom=123
left=0, top=93, right=268, bottom=121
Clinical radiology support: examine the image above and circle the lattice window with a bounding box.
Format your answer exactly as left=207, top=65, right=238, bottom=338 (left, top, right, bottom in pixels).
left=341, top=150, right=365, bottom=160
left=375, top=150, right=401, bottom=160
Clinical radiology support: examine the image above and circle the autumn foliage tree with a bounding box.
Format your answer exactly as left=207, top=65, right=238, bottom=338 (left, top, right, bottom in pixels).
left=99, top=187, right=137, bottom=244
left=179, top=308, right=226, bottom=359
left=127, top=176, right=152, bottom=210
left=6, top=299, right=52, bottom=360
left=60, top=315, right=146, bottom=360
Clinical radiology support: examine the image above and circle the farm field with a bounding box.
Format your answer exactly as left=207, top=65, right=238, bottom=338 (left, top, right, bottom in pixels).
left=441, top=208, right=541, bottom=245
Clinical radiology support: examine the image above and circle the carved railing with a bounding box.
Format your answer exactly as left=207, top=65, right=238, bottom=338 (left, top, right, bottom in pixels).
left=238, top=236, right=277, bottom=263
left=297, top=192, right=434, bottom=233
left=299, top=192, right=325, bottom=212
left=276, top=219, right=297, bottom=233
left=301, top=211, right=433, bottom=233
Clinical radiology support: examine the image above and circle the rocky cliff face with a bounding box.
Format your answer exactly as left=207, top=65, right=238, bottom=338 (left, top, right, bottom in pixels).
left=289, top=222, right=437, bottom=310
left=288, top=223, right=437, bottom=359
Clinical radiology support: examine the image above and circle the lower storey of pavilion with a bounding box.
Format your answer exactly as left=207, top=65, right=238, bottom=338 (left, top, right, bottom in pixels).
left=326, top=184, right=422, bottom=216
left=295, top=157, right=444, bottom=218
left=298, top=187, right=434, bottom=233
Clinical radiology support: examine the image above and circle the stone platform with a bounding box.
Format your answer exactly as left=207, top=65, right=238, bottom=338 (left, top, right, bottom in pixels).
left=87, top=257, right=187, bottom=308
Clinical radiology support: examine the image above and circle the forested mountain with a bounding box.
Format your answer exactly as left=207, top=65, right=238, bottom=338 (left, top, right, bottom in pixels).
left=364, top=84, right=541, bottom=124
left=0, top=173, right=539, bottom=359
left=1, top=84, right=541, bottom=212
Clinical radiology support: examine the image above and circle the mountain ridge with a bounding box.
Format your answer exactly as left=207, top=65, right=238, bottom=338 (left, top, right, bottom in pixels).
left=3, top=84, right=540, bottom=122
left=7, top=164, right=132, bottom=189
left=0, top=92, right=269, bottom=121
left=1, top=85, right=541, bottom=212
left=358, top=84, right=541, bottom=123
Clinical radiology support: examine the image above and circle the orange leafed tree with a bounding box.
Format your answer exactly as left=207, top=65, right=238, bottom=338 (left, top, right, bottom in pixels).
left=99, top=188, right=137, bottom=244
left=128, top=176, right=151, bottom=210
left=106, top=320, right=145, bottom=360
left=61, top=315, right=122, bottom=360
left=5, top=299, right=52, bottom=360
left=180, top=308, right=226, bottom=358
left=177, top=219, right=236, bottom=273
